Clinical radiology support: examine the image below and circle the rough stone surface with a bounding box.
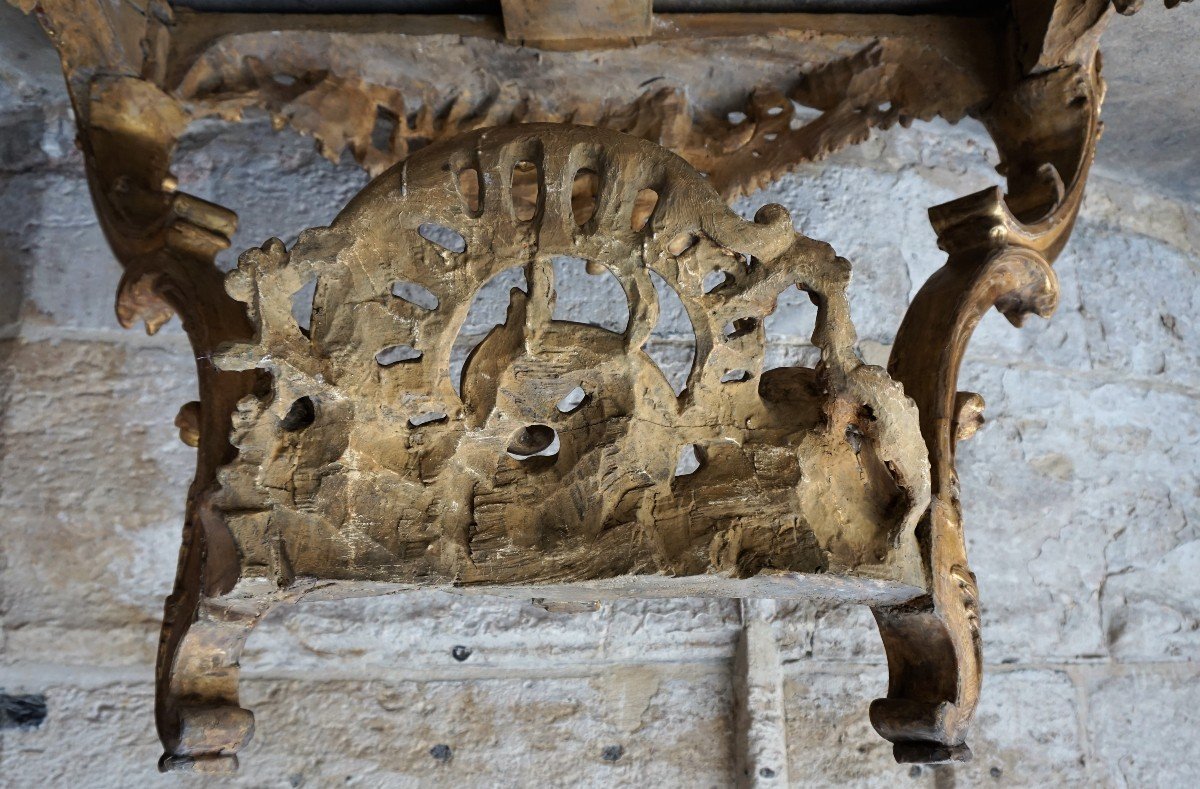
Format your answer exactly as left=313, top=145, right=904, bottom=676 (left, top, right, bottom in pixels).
left=1085, top=667, right=1200, bottom=787
left=2, top=4, right=1199, bottom=784
left=1, top=670, right=735, bottom=786
left=1102, top=2, right=1200, bottom=203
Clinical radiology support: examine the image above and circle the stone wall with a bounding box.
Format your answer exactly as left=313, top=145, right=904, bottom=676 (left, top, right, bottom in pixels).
left=2, top=7, right=1198, bottom=786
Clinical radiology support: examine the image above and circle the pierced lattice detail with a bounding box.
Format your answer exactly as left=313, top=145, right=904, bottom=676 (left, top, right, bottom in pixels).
left=215, top=124, right=930, bottom=592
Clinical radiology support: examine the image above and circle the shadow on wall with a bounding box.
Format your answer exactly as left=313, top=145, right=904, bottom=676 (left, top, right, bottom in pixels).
left=0, top=5, right=74, bottom=474
left=0, top=102, right=45, bottom=470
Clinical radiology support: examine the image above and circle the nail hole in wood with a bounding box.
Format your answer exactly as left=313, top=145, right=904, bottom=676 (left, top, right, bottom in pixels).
left=507, top=424, right=559, bottom=459
left=281, top=396, right=315, bottom=431
left=723, top=317, right=758, bottom=339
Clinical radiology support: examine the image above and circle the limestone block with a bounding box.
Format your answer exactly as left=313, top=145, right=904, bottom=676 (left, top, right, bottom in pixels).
left=0, top=670, right=734, bottom=787
left=242, top=594, right=739, bottom=674
left=947, top=669, right=1093, bottom=786
left=1086, top=667, right=1200, bottom=787
left=781, top=668, right=922, bottom=787
left=769, top=601, right=886, bottom=665
left=0, top=339, right=192, bottom=633
left=958, top=366, right=1200, bottom=662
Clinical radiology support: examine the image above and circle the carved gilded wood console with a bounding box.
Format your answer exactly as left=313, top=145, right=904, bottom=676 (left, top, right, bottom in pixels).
left=186, top=125, right=935, bottom=768
left=12, top=0, right=1188, bottom=774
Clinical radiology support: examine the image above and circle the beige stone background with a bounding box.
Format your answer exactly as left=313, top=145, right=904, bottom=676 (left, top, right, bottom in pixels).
left=2, top=4, right=1199, bottom=787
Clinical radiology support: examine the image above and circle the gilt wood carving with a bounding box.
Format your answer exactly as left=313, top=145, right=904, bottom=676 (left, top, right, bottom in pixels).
left=215, top=124, right=932, bottom=594
left=12, top=0, right=1190, bottom=775
left=161, top=123, right=935, bottom=770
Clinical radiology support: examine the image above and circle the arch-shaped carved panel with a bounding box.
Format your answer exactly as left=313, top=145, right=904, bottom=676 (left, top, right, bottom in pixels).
left=214, top=124, right=930, bottom=597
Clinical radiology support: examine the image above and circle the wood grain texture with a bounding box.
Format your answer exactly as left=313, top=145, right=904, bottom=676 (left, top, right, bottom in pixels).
left=215, top=124, right=931, bottom=593
left=500, top=0, right=652, bottom=41
left=12, top=0, right=1182, bottom=772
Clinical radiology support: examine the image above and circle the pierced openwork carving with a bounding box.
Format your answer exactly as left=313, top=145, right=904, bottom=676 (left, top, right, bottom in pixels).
left=155, top=123, right=939, bottom=772
left=214, top=124, right=930, bottom=591
left=16, top=0, right=1190, bottom=775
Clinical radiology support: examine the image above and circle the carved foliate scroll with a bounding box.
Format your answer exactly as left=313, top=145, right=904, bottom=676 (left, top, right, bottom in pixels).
left=867, top=26, right=1109, bottom=764
left=212, top=124, right=931, bottom=596
left=156, top=124, right=936, bottom=771
left=20, top=0, right=1185, bottom=771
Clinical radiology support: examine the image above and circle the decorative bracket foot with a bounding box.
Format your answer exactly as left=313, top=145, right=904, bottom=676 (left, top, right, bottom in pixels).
left=13, top=0, right=1182, bottom=771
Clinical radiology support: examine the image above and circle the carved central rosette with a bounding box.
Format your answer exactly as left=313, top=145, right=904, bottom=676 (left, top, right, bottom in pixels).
left=214, top=124, right=931, bottom=593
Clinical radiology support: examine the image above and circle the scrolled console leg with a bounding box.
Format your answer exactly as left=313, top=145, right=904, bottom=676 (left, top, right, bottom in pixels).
left=870, top=196, right=1063, bottom=762
left=867, top=5, right=1108, bottom=754
left=157, top=579, right=280, bottom=773
left=870, top=390, right=990, bottom=763
left=870, top=511, right=981, bottom=764
left=868, top=169, right=1080, bottom=762
left=21, top=5, right=269, bottom=768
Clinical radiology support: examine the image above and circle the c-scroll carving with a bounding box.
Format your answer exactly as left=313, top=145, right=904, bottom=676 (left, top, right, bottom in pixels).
left=868, top=23, right=1105, bottom=761
left=14, top=1, right=263, bottom=770
left=872, top=239, right=1059, bottom=763
left=17, top=0, right=1184, bottom=771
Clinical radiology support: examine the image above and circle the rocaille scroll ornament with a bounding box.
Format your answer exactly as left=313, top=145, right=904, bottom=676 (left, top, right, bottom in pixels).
left=213, top=124, right=932, bottom=592
left=12, top=0, right=1188, bottom=773
left=158, top=124, right=936, bottom=768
